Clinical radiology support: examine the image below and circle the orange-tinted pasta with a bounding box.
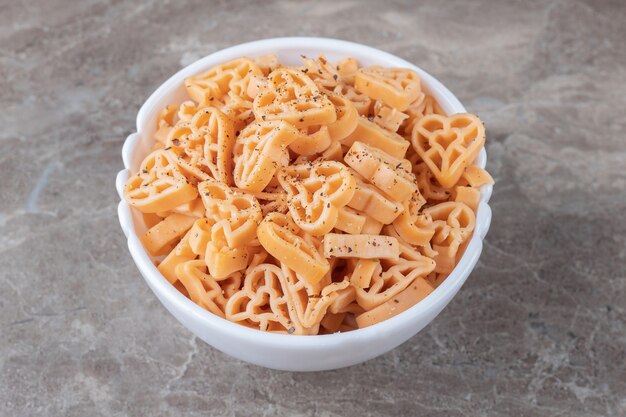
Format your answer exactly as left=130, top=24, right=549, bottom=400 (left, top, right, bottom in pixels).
left=124, top=54, right=492, bottom=334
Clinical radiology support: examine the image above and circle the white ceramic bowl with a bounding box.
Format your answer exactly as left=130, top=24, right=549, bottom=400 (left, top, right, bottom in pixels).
left=115, top=37, right=493, bottom=371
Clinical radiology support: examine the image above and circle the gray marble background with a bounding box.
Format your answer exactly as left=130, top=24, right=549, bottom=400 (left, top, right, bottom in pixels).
left=1, top=0, right=625, bottom=416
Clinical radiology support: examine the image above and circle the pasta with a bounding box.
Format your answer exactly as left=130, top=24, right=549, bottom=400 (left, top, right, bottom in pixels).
left=124, top=54, right=493, bottom=334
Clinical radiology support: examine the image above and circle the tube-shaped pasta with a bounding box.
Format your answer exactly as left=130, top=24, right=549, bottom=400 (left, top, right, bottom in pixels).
left=188, top=218, right=213, bottom=255
left=454, top=186, right=481, bottom=212
left=335, top=207, right=366, bottom=235
left=462, top=165, right=495, bottom=188
left=342, top=116, right=410, bottom=159
left=344, top=141, right=417, bottom=202
left=350, top=259, right=381, bottom=289
left=323, top=234, right=400, bottom=260
left=371, top=100, right=409, bottom=133
left=347, top=172, right=404, bottom=225
left=157, top=229, right=197, bottom=284
left=140, top=213, right=196, bottom=256
left=355, top=278, right=434, bottom=328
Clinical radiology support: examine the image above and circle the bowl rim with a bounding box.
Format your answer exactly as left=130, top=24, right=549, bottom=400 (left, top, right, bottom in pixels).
left=116, top=36, right=493, bottom=348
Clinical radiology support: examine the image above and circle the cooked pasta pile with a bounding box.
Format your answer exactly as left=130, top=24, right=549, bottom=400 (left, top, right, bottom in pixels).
left=124, top=54, right=494, bottom=334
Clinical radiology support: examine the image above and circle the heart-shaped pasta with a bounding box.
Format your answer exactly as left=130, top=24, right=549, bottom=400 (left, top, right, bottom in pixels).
left=233, top=120, right=300, bottom=192
left=218, top=60, right=269, bottom=132
left=185, top=57, right=264, bottom=105
left=280, top=263, right=350, bottom=331
left=165, top=122, right=210, bottom=181
left=411, top=113, right=485, bottom=188
left=424, top=201, right=475, bottom=259
left=167, top=107, right=235, bottom=184
left=292, top=137, right=344, bottom=164
left=354, top=242, right=436, bottom=310
left=289, top=125, right=333, bottom=156
left=412, top=162, right=452, bottom=202
left=300, top=55, right=359, bottom=89
left=321, top=88, right=359, bottom=141
left=277, top=161, right=356, bottom=235
left=355, top=66, right=422, bottom=111
left=124, top=149, right=198, bottom=213
left=224, top=263, right=296, bottom=333
left=253, top=68, right=337, bottom=128
left=196, top=181, right=261, bottom=278
left=257, top=213, right=330, bottom=285
left=198, top=179, right=262, bottom=248
left=175, top=260, right=229, bottom=317
left=355, top=277, right=434, bottom=328
left=253, top=54, right=279, bottom=76
left=401, top=94, right=445, bottom=137
left=392, top=191, right=435, bottom=246
left=300, top=55, right=341, bottom=88
left=243, top=189, right=289, bottom=216
left=333, top=83, right=372, bottom=115
left=177, top=101, right=201, bottom=122
left=218, top=92, right=255, bottom=132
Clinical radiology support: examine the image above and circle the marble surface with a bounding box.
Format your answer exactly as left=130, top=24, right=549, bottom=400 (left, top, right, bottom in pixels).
left=1, top=0, right=625, bottom=415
